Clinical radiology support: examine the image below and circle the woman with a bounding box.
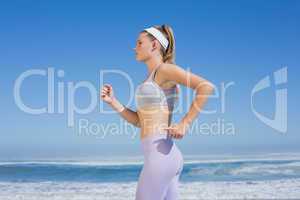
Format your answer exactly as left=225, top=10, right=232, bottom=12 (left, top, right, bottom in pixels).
left=101, top=24, right=213, bottom=200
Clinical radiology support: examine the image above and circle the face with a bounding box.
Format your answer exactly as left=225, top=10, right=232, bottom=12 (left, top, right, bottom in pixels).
left=134, top=32, right=155, bottom=62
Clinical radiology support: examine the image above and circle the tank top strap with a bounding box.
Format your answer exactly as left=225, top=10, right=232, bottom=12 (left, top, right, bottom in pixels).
left=151, top=64, right=163, bottom=81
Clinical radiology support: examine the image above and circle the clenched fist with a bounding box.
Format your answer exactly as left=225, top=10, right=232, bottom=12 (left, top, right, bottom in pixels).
left=100, top=84, right=115, bottom=104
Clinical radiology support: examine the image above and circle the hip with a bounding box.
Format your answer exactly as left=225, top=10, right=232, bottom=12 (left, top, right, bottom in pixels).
left=140, top=132, right=183, bottom=161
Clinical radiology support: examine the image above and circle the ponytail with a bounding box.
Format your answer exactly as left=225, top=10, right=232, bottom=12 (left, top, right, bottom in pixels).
left=160, top=24, right=175, bottom=64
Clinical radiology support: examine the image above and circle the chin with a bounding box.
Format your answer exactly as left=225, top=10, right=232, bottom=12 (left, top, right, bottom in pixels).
left=135, top=56, right=143, bottom=62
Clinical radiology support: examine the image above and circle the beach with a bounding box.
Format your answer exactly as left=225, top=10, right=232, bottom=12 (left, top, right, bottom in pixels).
left=1, top=153, right=300, bottom=199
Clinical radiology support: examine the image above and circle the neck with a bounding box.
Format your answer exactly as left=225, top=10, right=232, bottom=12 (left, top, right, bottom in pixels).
left=145, top=56, right=163, bottom=75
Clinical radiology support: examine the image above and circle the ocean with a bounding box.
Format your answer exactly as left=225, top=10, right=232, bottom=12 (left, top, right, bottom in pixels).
left=1, top=153, right=300, bottom=199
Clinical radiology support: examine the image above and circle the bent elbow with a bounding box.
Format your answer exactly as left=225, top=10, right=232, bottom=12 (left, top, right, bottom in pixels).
left=205, top=82, right=214, bottom=95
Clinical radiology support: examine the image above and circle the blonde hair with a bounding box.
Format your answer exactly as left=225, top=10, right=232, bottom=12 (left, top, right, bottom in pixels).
left=143, top=24, right=176, bottom=64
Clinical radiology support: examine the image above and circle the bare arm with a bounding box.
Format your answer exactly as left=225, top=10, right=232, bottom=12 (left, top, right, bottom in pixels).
left=160, top=64, right=214, bottom=125
left=101, top=84, right=140, bottom=127
left=109, top=98, right=140, bottom=127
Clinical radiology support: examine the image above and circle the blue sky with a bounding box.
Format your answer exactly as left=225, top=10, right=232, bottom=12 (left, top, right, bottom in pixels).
left=0, top=0, right=299, bottom=160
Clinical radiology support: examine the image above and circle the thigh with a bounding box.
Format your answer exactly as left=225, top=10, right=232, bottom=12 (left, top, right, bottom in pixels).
left=164, top=173, right=180, bottom=200
left=135, top=165, right=169, bottom=200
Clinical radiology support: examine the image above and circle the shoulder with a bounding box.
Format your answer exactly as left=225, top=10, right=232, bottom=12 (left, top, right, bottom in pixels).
left=155, top=63, right=184, bottom=86
left=159, top=63, right=182, bottom=75
left=158, top=63, right=185, bottom=80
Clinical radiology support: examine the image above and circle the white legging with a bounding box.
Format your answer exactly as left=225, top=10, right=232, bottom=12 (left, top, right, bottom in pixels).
left=135, top=133, right=184, bottom=200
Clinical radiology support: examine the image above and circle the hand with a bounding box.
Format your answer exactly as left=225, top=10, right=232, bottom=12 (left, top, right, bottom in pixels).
left=100, top=84, right=115, bottom=104
left=163, top=122, right=189, bottom=139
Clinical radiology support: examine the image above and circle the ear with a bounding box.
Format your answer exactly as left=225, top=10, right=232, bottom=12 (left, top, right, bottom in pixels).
left=151, top=40, right=160, bottom=51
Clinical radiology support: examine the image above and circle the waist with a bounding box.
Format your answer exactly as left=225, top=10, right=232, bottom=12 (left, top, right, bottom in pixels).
left=137, top=105, right=170, bottom=113
left=140, top=128, right=169, bottom=140
left=141, top=132, right=171, bottom=143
